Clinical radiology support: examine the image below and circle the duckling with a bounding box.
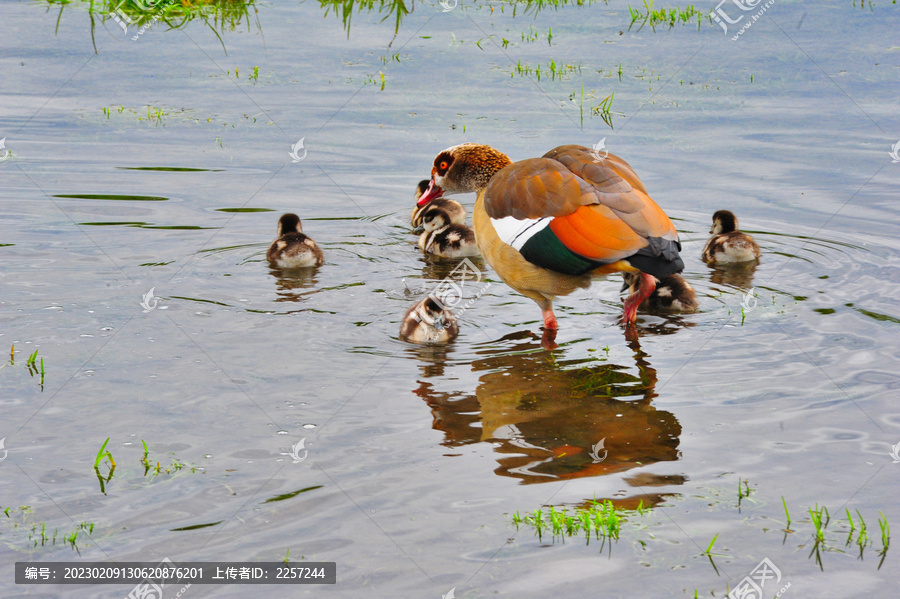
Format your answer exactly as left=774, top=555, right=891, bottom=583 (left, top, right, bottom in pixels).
left=417, top=206, right=479, bottom=258
left=411, top=180, right=466, bottom=230
left=701, top=210, right=760, bottom=264
left=399, top=297, right=459, bottom=344
left=622, top=272, right=698, bottom=313
left=267, top=213, right=324, bottom=268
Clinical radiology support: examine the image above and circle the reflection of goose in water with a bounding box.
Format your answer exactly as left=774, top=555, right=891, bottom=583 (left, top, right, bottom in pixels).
left=411, top=330, right=683, bottom=496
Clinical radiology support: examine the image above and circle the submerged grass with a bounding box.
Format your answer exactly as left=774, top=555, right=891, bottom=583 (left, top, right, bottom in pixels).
left=2, top=506, right=95, bottom=551
left=513, top=499, right=642, bottom=549
left=627, top=0, right=708, bottom=30
left=511, top=59, right=582, bottom=81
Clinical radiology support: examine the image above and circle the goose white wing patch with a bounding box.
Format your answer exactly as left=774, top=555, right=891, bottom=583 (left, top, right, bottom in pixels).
left=490, top=216, right=552, bottom=251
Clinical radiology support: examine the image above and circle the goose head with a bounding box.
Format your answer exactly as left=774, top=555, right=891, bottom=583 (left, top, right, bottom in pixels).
left=417, top=143, right=513, bottom=207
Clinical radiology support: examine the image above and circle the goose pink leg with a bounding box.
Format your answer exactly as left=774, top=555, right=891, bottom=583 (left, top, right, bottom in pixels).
left=542, top=308, right=558, bottom=330
left=622, top=272, right=657, bottom=324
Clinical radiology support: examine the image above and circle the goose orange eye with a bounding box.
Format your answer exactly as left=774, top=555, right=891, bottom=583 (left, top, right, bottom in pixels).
left=439, top=161, right=449, bottom=170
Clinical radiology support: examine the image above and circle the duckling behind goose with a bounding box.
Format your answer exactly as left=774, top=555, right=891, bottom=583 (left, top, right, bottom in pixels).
left=417, top=206, right=479, bottom=258
left=701, top=210, right=760, bottom=264
left=622, top=272, right=698, bottom=313
left=411, top=180, right=466, bottom=230
left=399, top=297, right=459, bottom=344
left=267, top=213, right=324, bottom=268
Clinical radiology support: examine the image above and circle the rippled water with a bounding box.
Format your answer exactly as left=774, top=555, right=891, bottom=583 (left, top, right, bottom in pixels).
left=2, top=0, right=899, bottom=597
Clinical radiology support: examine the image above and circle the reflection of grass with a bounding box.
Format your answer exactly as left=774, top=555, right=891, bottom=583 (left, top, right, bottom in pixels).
left=320, top=0, right=411, bottom=36
left=43, top=0, right=260, bottom=53
left=570, top=364, right=646, bottom=398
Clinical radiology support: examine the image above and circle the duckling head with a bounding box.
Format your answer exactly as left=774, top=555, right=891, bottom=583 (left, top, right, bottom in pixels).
left=620, top=272, right=648, bottom=294
left=420, top=206, right=452, bottom=232
left=277, top=213, right=303, bottom=236
left=414, top=179, right=431, bottom=201
left=401, top=297, right=459, bottom=344
left=710, top=210, right=738, bottom=235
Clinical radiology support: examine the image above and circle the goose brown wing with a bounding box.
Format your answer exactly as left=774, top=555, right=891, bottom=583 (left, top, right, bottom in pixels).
left=482, top=145, right=682, bottom=276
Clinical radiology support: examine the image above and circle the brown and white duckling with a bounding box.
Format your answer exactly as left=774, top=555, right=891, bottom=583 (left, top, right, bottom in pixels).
left=267, top=213, right=324, bottom=268
left=417, top=206, right=479, bottom=258
left=622, top=272, right=698, bottom=313
left=701, top=210, right=760, bottom=264
left=411, top=180, right=466, bottom=230
left=399, top=297, right=459, bottom=344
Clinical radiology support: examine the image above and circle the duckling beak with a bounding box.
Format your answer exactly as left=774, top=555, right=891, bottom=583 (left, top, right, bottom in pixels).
left=416, top=179, right=444, bottom=207
left=620, top=279, right=629, bottom=293
left=412, top=225, right=425, bottom=234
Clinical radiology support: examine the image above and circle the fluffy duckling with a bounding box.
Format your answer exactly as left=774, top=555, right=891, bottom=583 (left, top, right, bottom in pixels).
left=399, top=297, right=459, bottom=344
left=701, top=210, right=760, bottom=264
left=417, top=206, right=479, bottom=258
left=411, top=180, right=466, bottom=230
left=267, top=213, right=324, bottom=268
left=622, top=272, right=698, bottom=313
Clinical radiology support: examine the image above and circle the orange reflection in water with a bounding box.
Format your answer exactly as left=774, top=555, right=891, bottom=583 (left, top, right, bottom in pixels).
left=412, top=329, right=684, bottom=497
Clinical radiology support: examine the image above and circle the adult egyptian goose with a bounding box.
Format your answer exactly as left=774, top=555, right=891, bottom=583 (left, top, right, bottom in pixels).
left=416, top=143, right=684, bottom=329
left=417, top=205, right=479, bottom=258
left=622, top=273, right=698, bottom=313
left=399, top=297, right=459, bottom=344
left=411, top=180, right=466, bottom=230
left=701, top=210, right=760, bottom=264
left=267, top=213, right=324, bottom=268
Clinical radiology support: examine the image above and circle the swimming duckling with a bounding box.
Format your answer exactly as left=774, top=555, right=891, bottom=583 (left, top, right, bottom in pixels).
left=267, top=213, right=324, bottom=268
left=701, top=210, right=760, bottom=264
left=622, top=272, right=698, bottom=313
left=417, top=207, right=479, bottom=258
left=411, top=180, right=466, bottom=230
left=399, top=297, right=459, bottom=345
